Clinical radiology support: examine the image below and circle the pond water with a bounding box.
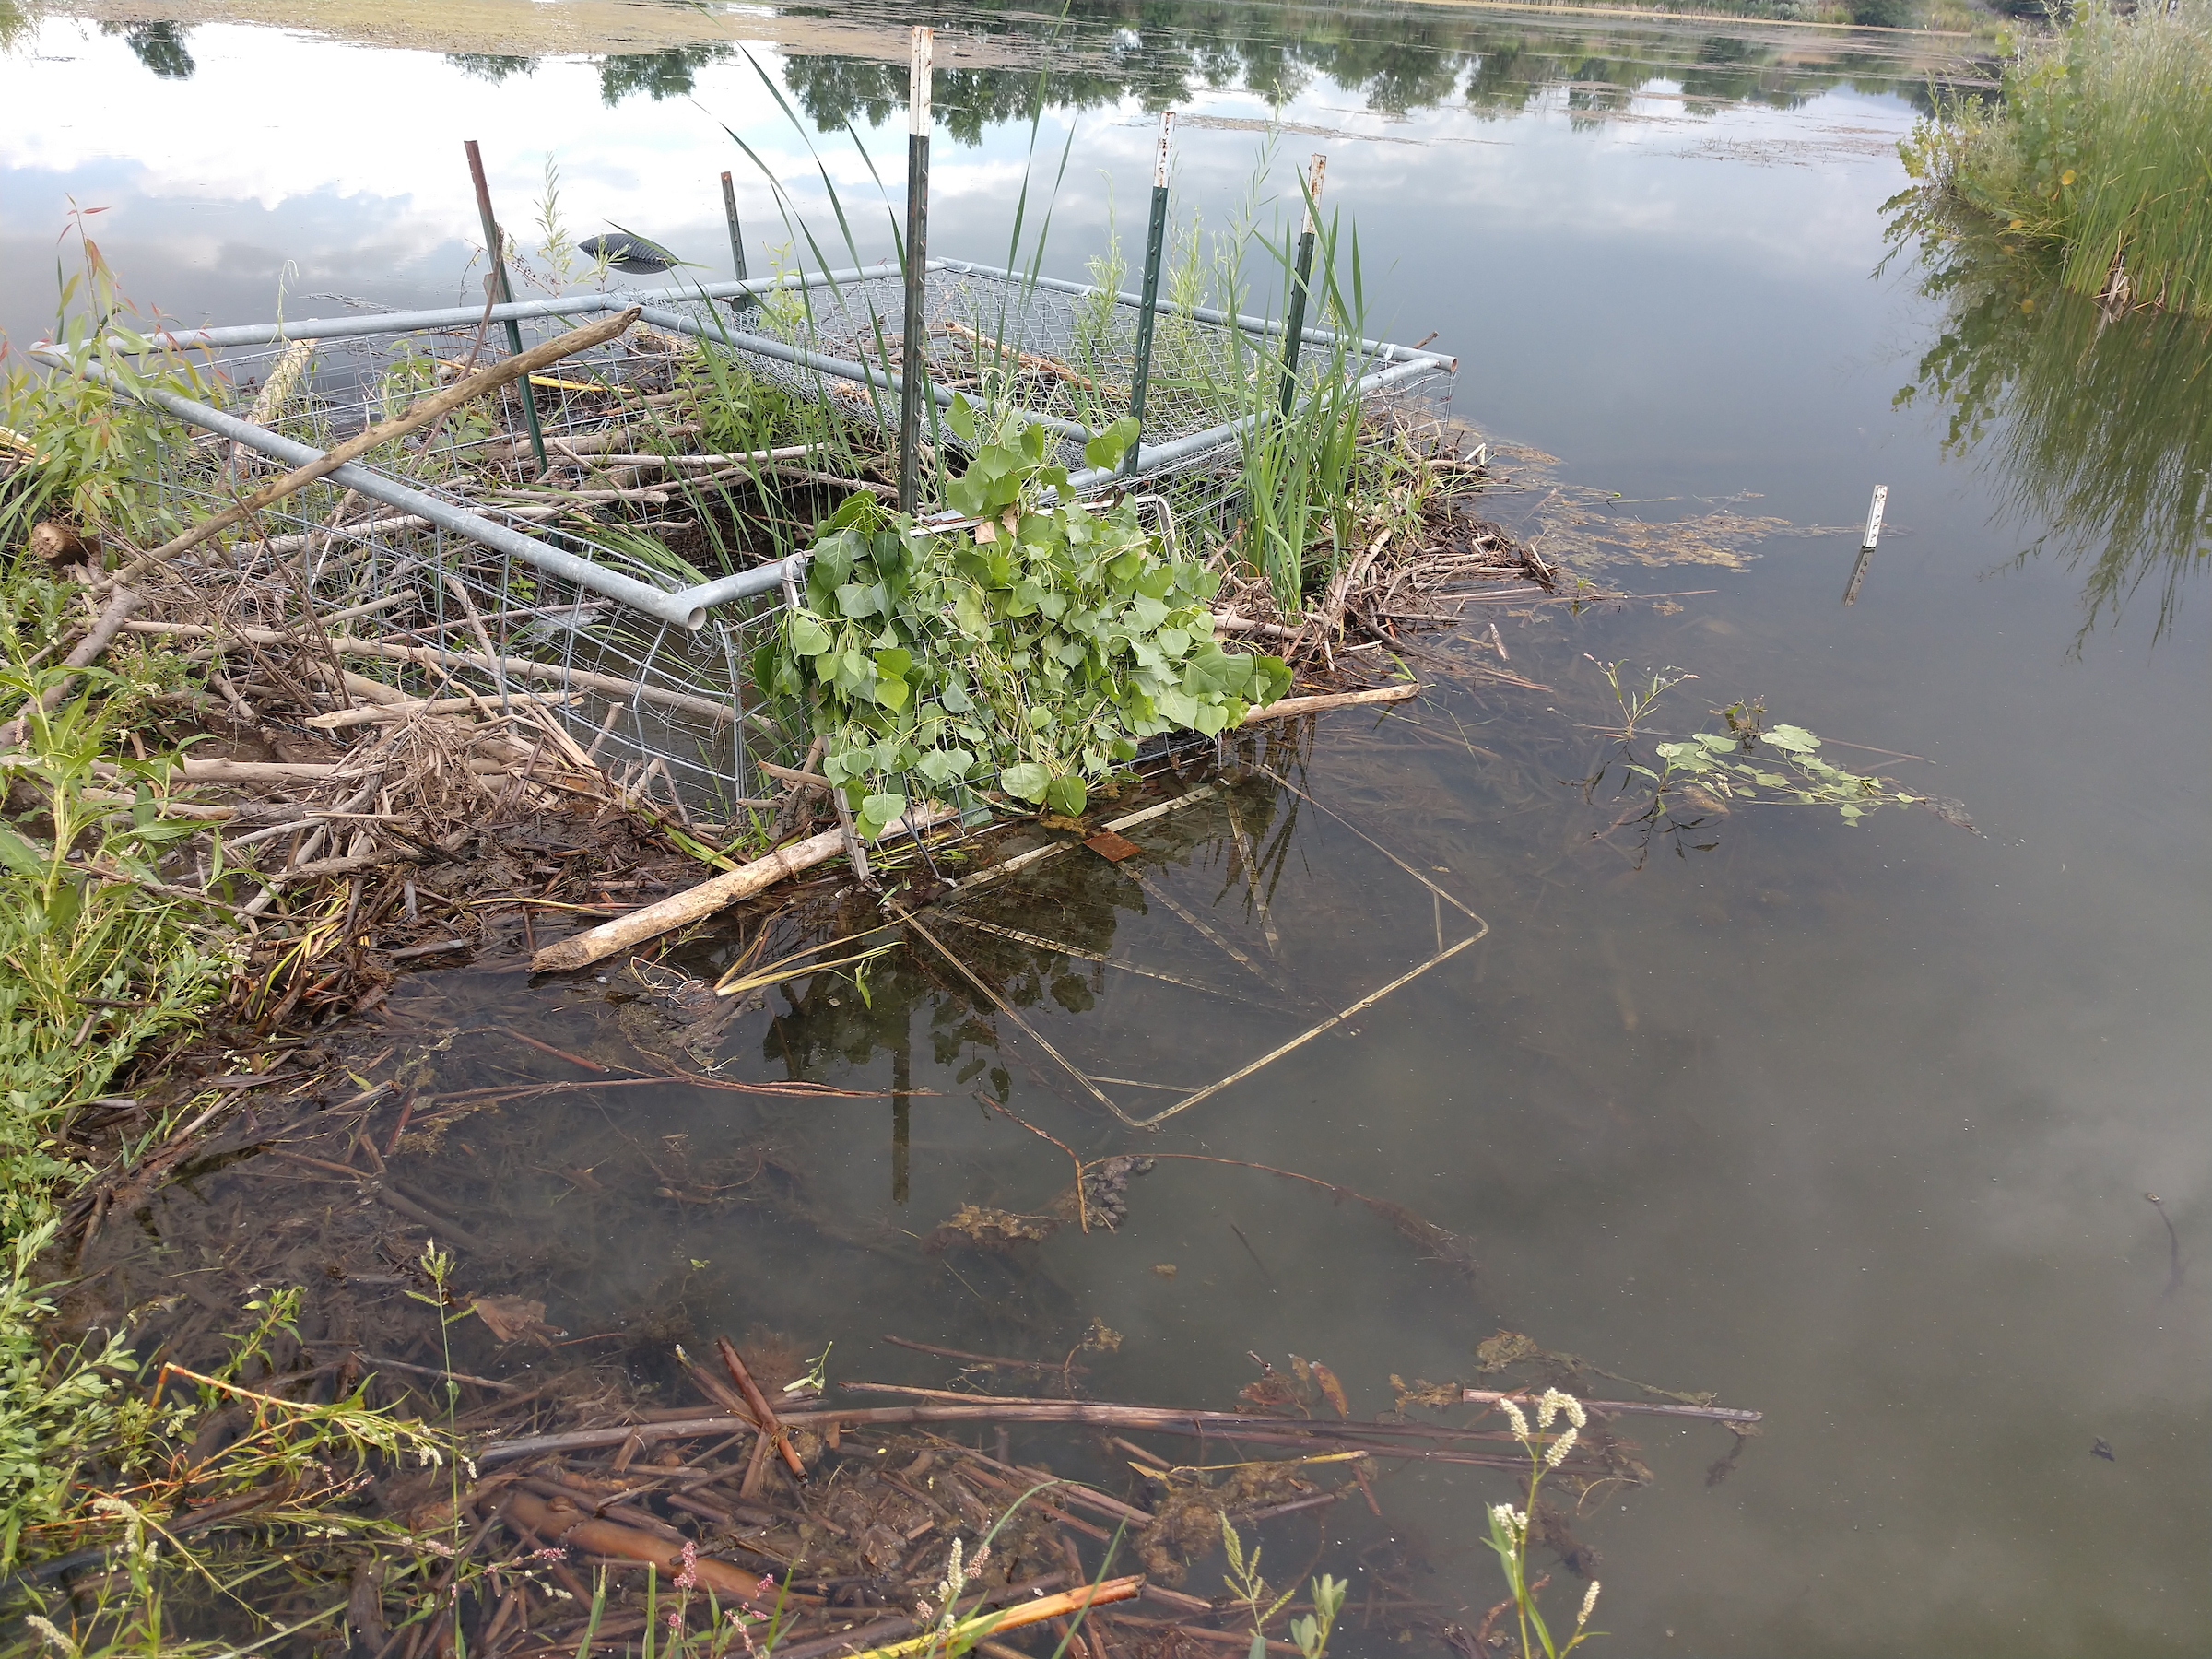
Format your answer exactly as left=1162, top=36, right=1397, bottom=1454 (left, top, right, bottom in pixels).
left=6, top=3, right=2207, bottom=1654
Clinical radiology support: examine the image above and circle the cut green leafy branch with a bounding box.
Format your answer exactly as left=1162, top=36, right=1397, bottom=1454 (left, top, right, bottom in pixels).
left=755, top=403, right=1288, bottom=833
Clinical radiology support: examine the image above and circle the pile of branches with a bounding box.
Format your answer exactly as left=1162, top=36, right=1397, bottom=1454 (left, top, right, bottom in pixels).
left=1208, top=411, right=1555, bottom=691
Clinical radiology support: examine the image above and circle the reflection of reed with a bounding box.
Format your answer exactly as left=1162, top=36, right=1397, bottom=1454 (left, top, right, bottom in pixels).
left=1894, top=227, right=2211, bottom=643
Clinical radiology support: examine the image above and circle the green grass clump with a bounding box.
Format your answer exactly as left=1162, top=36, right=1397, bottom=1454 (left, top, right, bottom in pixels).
left=0, top=639, right=229, bottom=1567
left=1900, top=0, right=2212, bottom=315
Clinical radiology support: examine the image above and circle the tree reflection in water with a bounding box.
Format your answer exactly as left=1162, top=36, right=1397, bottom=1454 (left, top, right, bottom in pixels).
left=1890, top=216, right=2211, bottom=643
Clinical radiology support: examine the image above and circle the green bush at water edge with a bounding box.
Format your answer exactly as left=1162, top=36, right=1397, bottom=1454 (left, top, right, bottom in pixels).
left=1899, top=0, right=2212, bottom=315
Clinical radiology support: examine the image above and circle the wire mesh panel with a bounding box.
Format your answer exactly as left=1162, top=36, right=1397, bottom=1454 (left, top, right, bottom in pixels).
left=140, top=323, right=805, bottom=820
left=99, top=263, right=1453, bottom=811
left=655, top=262, right=1428, bottom=477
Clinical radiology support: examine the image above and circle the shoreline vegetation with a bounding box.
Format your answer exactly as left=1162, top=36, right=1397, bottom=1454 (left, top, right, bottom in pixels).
left=0, top=135, right=1601, bottom=1641
left=1898, top=0, right=2212, bottom=318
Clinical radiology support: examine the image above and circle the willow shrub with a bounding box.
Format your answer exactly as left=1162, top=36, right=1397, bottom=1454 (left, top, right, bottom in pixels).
left=1900, top=0, right=2212, bottom=315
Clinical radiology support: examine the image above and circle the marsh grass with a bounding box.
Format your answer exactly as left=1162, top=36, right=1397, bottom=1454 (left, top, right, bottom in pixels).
left=1901, top=0, right=2212, bottom=315
left=0, top=654, right=231, bottom=1567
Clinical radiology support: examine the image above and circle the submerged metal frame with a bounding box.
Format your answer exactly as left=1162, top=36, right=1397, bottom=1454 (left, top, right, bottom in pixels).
left=907, top=769, right=1488, bottom=1132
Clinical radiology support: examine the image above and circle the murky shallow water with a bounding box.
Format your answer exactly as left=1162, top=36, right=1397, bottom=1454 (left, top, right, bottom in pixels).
left=9, top=3, right=2208, bottom=1653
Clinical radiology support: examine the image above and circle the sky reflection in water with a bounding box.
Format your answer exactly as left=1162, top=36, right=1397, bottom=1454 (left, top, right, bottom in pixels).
left=2, top=6, right=2206, bottom=1654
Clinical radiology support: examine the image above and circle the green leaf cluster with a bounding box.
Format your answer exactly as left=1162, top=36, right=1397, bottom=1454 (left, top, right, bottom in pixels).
left=0, top=220, right=197, bottom=553
left=755, top=403, right=1288, bottom=838
left=1650, top=723, right=1911, bottom=822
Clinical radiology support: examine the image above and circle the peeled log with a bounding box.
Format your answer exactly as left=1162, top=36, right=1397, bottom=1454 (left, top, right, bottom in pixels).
left=1241, top=682, right=1417, bottom=722
left=528, top=804, right=957, bottom=975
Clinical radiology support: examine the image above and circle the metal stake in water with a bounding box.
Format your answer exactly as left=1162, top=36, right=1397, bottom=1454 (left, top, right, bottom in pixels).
left=720, top=171, right=749, bottom=284
left=1277, top=153, right=1326, bottom=418
left=1124, top=111, right=1175, bottom=479
left=464, top=140, right=548, bottom=477
left=899, top=26, right=934, bottom=515
left=1843, top=484, right=1888, bottom=606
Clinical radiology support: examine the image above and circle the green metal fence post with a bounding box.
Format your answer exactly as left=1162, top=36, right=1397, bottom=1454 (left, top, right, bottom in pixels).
left=1124, top=111, right=1175, bottom=479
left=899, top=26, right=934, bottom=515
left=720, top=170, right=749, bottom=282
left=1277, top=153, right=1327, bottom=418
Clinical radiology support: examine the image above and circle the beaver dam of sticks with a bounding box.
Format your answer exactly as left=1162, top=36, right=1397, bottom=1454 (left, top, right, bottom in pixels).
left=5, top=282, right=1762, bottom=1653
left=29, top=701, right=1771, bottom=1655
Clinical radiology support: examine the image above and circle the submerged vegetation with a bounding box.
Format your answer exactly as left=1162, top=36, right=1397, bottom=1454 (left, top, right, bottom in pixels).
left=1899, top=0, right=2212, bottom=316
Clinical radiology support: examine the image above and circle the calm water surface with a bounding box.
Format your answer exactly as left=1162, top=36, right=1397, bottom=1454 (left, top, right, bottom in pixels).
left=6, top=5, right=2206, bottom=1654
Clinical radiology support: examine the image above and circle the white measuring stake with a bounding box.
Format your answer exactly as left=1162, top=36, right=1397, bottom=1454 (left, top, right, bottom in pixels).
left=1843, top=484, right=1888, bottom=606
left=1301, top=152, right=1327, bottom=236
left=909, top=26, right=933, bottom=134
left=1154, top=110, right=1175, bottom=189
left=1861, top=483, right=1888, bottom=549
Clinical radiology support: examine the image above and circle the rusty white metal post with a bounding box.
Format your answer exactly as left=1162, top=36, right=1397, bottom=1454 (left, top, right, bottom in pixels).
left=1843, top=483, right=1888, bottom=605
left=720, top=171, right=749, bottom=283
left=899, top=26, right=933, bottom=514
left=1277, top=153, right=1326, bottom=418
left=1124, top=111, right=1175, bottom=478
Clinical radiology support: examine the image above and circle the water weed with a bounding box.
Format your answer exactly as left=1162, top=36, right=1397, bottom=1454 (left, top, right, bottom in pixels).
left=1482, top=1390, right=1605, bottom=1659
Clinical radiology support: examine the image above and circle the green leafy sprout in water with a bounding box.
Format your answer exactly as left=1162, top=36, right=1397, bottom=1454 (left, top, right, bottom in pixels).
left=1221, top=1514, right=1347, bottom=1659
left=757, top=399, right=1290, bottom=838
left=1645, top=722, right=1917, bottom=823
left=1584, top=661, right=1949, bottom=828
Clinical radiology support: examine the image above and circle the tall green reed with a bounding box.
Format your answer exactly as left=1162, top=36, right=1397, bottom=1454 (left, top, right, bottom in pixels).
left=1223, top=158, right=1371, bottom=614
left=1901, top=0, right=2212, bottom=314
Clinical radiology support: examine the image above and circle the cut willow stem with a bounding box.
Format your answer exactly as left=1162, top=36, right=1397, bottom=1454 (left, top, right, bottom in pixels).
left=719, top=1337, right=806, bottom=1478
left=103, top=306, right=641, bottom=591
left=1241, top=682, right=1418, bottom=723
left=528, top=805, right=958, bottom=974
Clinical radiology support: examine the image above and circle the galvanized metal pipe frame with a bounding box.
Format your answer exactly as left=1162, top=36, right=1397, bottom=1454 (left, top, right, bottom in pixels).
left=50, top=256, right=1451, bottom=624
left=88, top=265, right=904, bottom=353
left=931, top=259, right=1457, bottom=372
left=34, top=348, right=804, bottom=629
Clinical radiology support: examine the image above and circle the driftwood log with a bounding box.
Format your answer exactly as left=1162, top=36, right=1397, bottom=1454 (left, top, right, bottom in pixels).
left=527, top=804, right=959, bottom=975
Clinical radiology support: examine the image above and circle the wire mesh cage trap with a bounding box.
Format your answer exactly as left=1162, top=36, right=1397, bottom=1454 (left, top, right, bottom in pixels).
left=46, top=258, right=1455, bottom=816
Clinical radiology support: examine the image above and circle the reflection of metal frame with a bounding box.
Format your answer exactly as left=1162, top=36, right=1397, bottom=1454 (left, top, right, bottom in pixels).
left=901, top=770, right=1488, bottom=1131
